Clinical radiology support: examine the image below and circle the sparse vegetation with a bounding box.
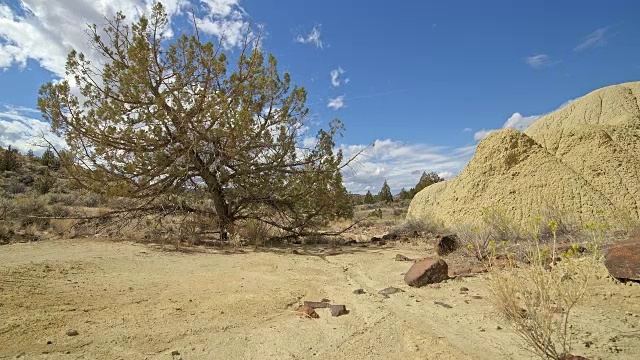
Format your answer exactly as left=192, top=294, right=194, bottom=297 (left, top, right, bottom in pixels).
left=489, top=222, right=590, bottom=360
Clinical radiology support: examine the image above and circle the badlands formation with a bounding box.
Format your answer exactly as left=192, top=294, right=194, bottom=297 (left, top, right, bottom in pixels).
left=408, top=81, right=640, bottom=227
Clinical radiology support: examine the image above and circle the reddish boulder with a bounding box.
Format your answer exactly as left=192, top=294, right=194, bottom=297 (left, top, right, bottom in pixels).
left=404, top=258, right=449, bottom=287
left=605, top=238, right=640, bottom=281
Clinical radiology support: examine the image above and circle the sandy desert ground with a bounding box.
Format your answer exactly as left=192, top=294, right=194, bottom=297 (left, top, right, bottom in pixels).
left=1, top=238, right=639, bottom=360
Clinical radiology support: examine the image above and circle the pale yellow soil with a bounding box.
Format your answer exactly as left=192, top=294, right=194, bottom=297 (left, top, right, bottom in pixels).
left=408, top=81, right=640, bottom=227
left=1, top=239, right=639, bottom=359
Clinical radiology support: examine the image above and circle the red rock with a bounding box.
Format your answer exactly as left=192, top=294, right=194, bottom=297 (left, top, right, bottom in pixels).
left=404, top=258, right=449, bottom=287
left=297, top=305, right=319, bottom=318
left=329, top=304, right=348, bottom=317
left=303, top=301, right=330, bottom=309
left=604, top=238, right=640, bottom=281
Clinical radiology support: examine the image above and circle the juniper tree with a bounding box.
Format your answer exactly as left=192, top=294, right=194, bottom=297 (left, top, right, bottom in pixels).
left=38, top=3, right=353, bottom=236
left=378, top=180, right=393, bottom=203
left=363, top=190, right=374, bottom=204
left=408, top=171, right=444, bottom=198
left=0, top=146, right=20, bottom=172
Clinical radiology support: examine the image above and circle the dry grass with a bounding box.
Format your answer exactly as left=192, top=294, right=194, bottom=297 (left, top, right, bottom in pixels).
left=487, top=220, right=596, bottom=359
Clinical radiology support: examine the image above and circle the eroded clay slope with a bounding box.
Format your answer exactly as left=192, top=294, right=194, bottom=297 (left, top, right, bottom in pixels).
left=408, top=81, right=640, bottom=227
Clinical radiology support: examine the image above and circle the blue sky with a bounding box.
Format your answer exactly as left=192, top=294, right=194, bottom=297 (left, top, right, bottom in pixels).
left=1, top=0, right=639, bottom=193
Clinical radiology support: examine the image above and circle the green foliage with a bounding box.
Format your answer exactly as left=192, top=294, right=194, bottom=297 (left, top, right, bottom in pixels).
left=370, top=208, right=383, bottom=219
left=35, top=169, right=56, bottom=194
left=363, top=190, right=375, bottom=204
left=0, top=146, right=21, bottom=172
left=40, top=147, right=60, bottom=169
left=407, top=171, right=444, bottom=199
left=37, top=3, right=353, bottom=236
left=399, top=187, right=411, bottom=200
left=377, top=180, right=393, bottom=203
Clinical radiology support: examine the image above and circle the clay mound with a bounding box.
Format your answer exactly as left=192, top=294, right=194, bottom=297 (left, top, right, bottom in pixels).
left=408, top=81, right=640, bottom=227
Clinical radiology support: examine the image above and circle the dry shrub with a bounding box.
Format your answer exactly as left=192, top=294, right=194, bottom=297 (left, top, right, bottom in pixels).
left=0, top=220, right=16, bottom=242
left=0, top=197, right=15, bottom=220
left=238, top=219, right=273, bottom=246
left=481, top=207, right=524, bottom=242
left=392, top=215, right=447, bottom=235
left=490, top=261, right=589, bottom=359
left=13, top=194, right=50, bottom=228
left=456, top=224, right=495, bottom=261
left=50, top=218, right=80, bottom=238
left=489, top=227, right=590, bottom=360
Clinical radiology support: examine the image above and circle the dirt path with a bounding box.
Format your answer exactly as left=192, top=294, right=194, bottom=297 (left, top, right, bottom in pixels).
left=1, top=239, right=639, bottom=359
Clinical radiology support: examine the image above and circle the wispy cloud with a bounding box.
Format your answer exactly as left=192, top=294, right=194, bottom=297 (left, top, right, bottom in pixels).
left=0, top=105, right=66, bottom=154
left=472, top=98, right=577, bottom=141
left=462, top=127, right=472, bottom=133
left=295, top=25, right=323, bottom=48
left=327, top=95, right=345, bottom=110
left=330, top=67, right=348, bottom=87
left=0, top=0, right=251, bottom=77
left=340, top=139, right=476, bottom=194
left=574, top=27, right=609, bottom=52
left=474, top=112, right=541, bottom=141
left=525, top=54, right=558, bottom=69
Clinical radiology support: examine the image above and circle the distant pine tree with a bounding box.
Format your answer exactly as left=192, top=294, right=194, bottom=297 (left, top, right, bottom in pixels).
left=399, top=187, right=411, bottom=200
left=364, top=190, right=375, bottom=204
left=0, top=146, right=21, bottom=172
left=408, top=171, right=444, bottom=198
left=378, top=180, right=393, bottom=203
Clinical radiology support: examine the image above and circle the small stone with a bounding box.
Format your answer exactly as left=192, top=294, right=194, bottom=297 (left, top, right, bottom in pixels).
left=171, top=350, right=180, bottom=356
left=297, top=305, right=319, bottom=319
left=378, top=287, right=404, bottom=297
left=496, top=325, right=502, bottom=330
left=46, top=341, right=52, bottom=345
left=304, top=301, right=330, bottom=309
left=330, top=304, right=348, bottom=317
left=395, top=254, right=414, bottom=262
left=433, top=301, right=452, bottom=309
left=353, top=289, right=366, bottom=295
left=459, top=287, right=469, bottom=292
left=65, top=329, right=79, bottom=336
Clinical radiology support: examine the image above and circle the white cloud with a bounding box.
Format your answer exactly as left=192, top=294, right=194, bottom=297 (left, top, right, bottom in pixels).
left=196, top=0, right=251, bottom=49
left=502, top=112, right=541, bottom=131
left=474, top=113, right=541, bottom=140
left=525, top=54, right=557, bottom=69
left=340, top=139, right=476, bottom=194
left=0, top=105, right=66, bottom=154
left=294, top=25, right=323, bottom=48
left=472, top=99, right=576, bottom=141
left=473, top=129, right=495, bottom=141
left=0, top=0, right=250, bottom=77
left=330, top=67, right=348, bottom=87
left=327, top=95, right=345, bottom=110
left=574, top=27, right=609, bottom=52
left=462, top=127, right=472, bottom=132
